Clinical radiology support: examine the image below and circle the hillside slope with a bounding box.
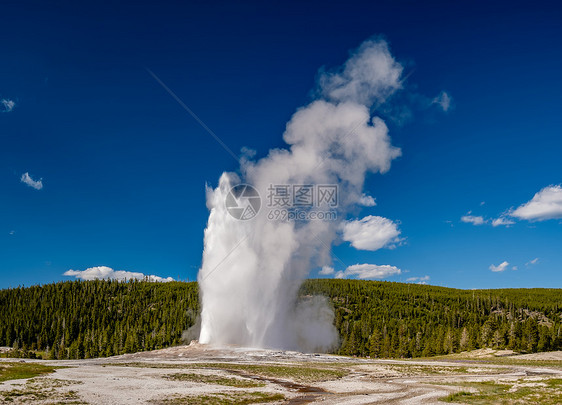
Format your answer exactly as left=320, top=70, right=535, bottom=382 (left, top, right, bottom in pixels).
left=1, top=279, right=561, bottom=359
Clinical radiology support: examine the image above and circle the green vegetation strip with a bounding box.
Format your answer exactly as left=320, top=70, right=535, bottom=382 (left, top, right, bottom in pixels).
left=430, top=355, right=562, bottom=369
left=166, top=373, right=265, bottom=387
left=153, top=391, right=285, bottom=405
left=0, top=362, right=59, bottom=382
left=193, top=363, right=347, bottom=382
left=438, top=378, right=562, bottom=404
left=117, top=362, right=347, bottom=383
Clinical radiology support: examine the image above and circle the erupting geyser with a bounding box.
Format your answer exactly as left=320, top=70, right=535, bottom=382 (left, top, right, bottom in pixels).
left=198, top=39, right=403, bottom=352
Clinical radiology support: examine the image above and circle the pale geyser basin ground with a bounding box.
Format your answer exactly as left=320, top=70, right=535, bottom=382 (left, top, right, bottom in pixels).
left=1, top=343, right=562, bottom=404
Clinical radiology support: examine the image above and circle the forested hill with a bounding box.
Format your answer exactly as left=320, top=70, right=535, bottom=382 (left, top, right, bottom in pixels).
left=1, top=279, right=561, bottom=360
left=0, top=280, right=199, bottom=359
left=300, top=279, right=562, bottom=358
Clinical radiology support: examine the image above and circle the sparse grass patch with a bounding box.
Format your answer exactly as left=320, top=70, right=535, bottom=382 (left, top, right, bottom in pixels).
left=441, top=391, right=474, bottom=402
left=189, top=363, right=346, bottom=383
left=152, top=391, right=285, bottom=405
left=436, top=378, right=562, bottom=404
left=166, top=373, right=265, bottom=388
left=384, top=364, right=470, bottom=375
left=430, top=354, right=562, bottom=369
left=0, top=376, right=84, bottom=404
left=116, top=362, right=347, bottom=383
left=0, top=362, right=59, bottom=382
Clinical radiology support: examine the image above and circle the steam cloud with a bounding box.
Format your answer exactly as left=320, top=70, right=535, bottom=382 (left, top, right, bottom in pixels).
left=198, top=39, right=403, bottom=352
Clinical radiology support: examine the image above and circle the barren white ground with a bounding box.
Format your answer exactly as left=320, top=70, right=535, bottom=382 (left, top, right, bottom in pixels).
left=1, top=344, right=561, bottom=404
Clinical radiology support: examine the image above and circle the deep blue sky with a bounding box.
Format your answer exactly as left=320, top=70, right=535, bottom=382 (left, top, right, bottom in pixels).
left=1, top=0, right=561, bottom=289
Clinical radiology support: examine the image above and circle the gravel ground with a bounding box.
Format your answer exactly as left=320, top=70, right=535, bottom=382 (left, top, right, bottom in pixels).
left=1, top=345, right=561, bottom=404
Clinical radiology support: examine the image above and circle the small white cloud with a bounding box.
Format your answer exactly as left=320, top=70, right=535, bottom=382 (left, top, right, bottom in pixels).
left=490, top=261, right=509, bottom=272
left=526, top=258, right=539, bottom=266
left=358, top=193, right=376, bottom=207
left=1, top=99, right=15, bottom=113
left=342, top=215, right=402, bottom=251
left=492, top=216, right=515, bottom=227
left=337, top=263, right=401, bottom=280
left=461, top=215, right=486, bottom=225
left=319, top=266, right=334, bottom=275
left=480, top=201, right=486, bottom=206
left=9, top=230, right=15, bottom=235
left=64, top=266, right=174, bottom=282
left=432, top=91, right=452, bottom=112
left=20, top=172, right=43, bottom=190
left=406, top=275, right=430, bottom=284
left=511, top=185, right=562, bottom=221
left=512, top=266, right=518, bottom=271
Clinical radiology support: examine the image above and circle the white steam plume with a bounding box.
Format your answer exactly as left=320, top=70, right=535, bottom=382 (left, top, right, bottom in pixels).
left=198, top=39, right=402, bottom=352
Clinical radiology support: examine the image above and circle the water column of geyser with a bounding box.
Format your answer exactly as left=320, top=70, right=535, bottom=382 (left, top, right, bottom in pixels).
left=198, top=39, right=403, bottom=352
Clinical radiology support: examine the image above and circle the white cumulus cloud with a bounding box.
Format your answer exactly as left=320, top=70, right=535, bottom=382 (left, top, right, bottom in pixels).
left=20, top=172, right=43, bottom=190
left=319, top=266, right=335, bottom=275
left=341, top=215, right=402, bottom=251
left=64, top=266, right=174, bottom=282
left=511, top=185, right=562, bottom=221
left=489, top=261, right=509, bottom=272
left=358, top=193, right=376, bottom=207
left=335, top=263, right=401, bottom=280
left=461, top=215, right=486, bottom=225
left=1, top=99, right=15, bottom=112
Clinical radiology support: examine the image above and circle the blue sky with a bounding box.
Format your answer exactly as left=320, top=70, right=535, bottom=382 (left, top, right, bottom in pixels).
left=1, top=0, right=561, bottom=289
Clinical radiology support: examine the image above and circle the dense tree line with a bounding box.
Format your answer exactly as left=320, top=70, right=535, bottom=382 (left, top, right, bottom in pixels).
left=301, top=279, right=562, bottom=358
left=0, top=280, right=198, bottom=359
left=1, top=279, right=561, bottom=359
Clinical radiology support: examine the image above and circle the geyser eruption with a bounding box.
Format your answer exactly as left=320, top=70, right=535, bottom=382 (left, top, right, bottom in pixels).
left=198, top=39, right=402, bottom=352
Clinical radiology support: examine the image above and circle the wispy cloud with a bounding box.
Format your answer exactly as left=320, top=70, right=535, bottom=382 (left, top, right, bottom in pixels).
left=319, top=266, right=334, bottom=275
left=20, top=172, right=43, bottom=190
left=64, top=266, right=174, bottom=282
left=492, top=216, right=515, bottom=227
left=489, top=261, right=509, bottom=272
left=1, top=99, right=15, bottom=113
left=406, top=275, right=430, bottom=284
left=511, top=185, right=562, bottom=221
left=461, top=214, right=486, bottom=225
left=526, top=257, right=539, bottom=266
left=342, top=215, right=402, bottom=251
left=335, top=263, right=401, bottom=280
left=432, top=91, right=452, bottom=112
